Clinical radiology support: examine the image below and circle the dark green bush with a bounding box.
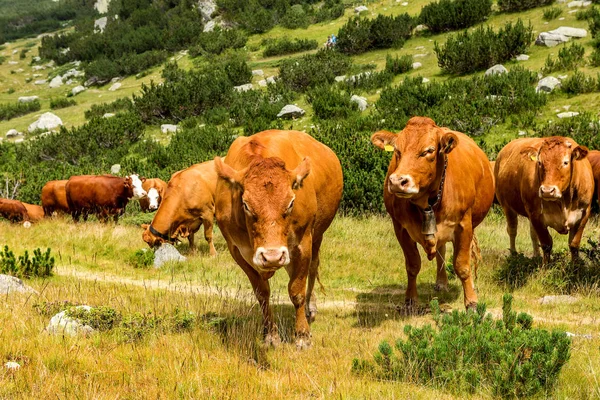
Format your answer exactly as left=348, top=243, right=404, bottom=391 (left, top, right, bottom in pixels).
left=279, top=49, right=352, bottom=92
left=543, top=6, right=563, bottom=21
left=262, top=38, right=318, bottom=57
left=385, top=54, right=413, bottom=75
left=85, top=50, right=167, bottom=81
left=50, top=97, right=76, bottom=110
left=352, top=295, right=571, bottom=397
left=307, top=86, right=359, bottom=120
left=340, top=70, right=394, bottom=93
left=542, top=42, right=586, bottom=74
left=435, top=20, right=533, bottom=75
left=85, top=97, right=134, bottom=119
left=66, top=306, right=122, bottom=331
left=534, top=112, right=600, bottom=150
left=128, top=249, right=154, bottom=268
left=281, top=4, right=310, bottom=29
left=0, top=100, right=41, bottom=121
left=498, top=0, right=554, bottom=12
left=336, top=14, right=413, bottom=55
left=418, top=0, right=492, bottom=34
left=189, top=28, right=248, bottom=56
left=560, top=71, right=598, bottom=95
left=0, top=246, right=55, bottom=279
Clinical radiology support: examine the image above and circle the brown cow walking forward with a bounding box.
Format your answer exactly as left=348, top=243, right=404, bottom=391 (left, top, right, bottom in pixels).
left=142, top=161, right=218, bottom=255
left=495, top=137, right=594, bottom=265
left=41, top=180, right=69, bottom=216
left=66, top=174, right=146, bottom=222
left=0, top=198, right=29, bottom=223
left=214, top=130, right=343, bottom=349
left=371, top=117, right=494, bottom=310
left=139, top=178, right=168, bottom=212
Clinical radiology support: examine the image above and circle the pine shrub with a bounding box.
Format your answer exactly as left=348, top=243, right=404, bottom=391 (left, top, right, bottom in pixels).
left=543, top=7, right=563, bottom=21
left=534, top=112, right=600, bottom=150
left=352, top=295, right=571, bottom=397
left=281, top=4, right=310, bottom=29
left=542, top=42, right=586, bottom=74
left=307, top=86, right=359, bottom=120
left=560, top=71, right=598, bottom=94
left=336, top=14, right=413, bottom=55
left=262, top=38, right=318, bottom=57
left=50, top=97, right=76, bottom=110
left=0, top=246, right=55, bottom=279
left=340, top=70, right=394, bottom=93
left=418, top=0, right=493, bottom=34
left=279, top=50, right=352, bottom=92
left=385, top=54, right=413, bottom=75
left=497, top=0, right=554, bottom=12
left=0, top=100, right=41, bottom=121
left=84, top=97, right=134, bottom=119
left=190, top=28, right=248, bottom=56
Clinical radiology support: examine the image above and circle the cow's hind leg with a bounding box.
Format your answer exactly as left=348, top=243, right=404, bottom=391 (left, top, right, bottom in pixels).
left=305, top=236, right=323, bottom=324
left=568, top=207, right=590, bottom=262
left=453, top=213, right=477, bottom=310
left=435, top=243, right=448, bottom=292
left=286, top=234, right=313, bottom=350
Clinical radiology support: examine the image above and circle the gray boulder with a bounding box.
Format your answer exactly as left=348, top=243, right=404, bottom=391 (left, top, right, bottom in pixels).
left=355, top=5, right=368, bottom=13
left=568, top=0, right=591, bottom=7
left=414, top=24, right=428, bottom=32
left=557, top=111, right=579, bottom=118
left=334, top=75, right=346, bottom=82
left=549, top=26, right=587, bottom=38
left=537, top=76, right=561, bottom=93
left=72, top=85, right=85, bottom=96
left=350, top=95, right=368, bottom=111
left=234, top=83, right=253, bottom=92
left=535, top=32, right=570, bottom=47
left=108, top=82, right=121, bottom=91
left=110, top=164, right=121, bottom=174
left=252, top=69, right=264, bottom=76
left=485, top=64, right=508, bottom=76
left=539, top=295, right=578, bottom=304
left=8, top=61, right=18, bottom=65
left=161, top=124, right=178, bottom=134
left=412, top=62, right=422, bottom=69
left=203, top=20, right=216, bottom=32
left=14, top=138, right=24, bottom=144
left=6, top=129, right=20, bottom=137
left=28, top=112, right=63, bottom=132
left=49, top=75, right=63, bottom=88
left=103, top=113, right=115, bottom=118
left=47, top=306, right=95, bottom=336
left=18, top=96, right=39, bottom=103
left=516, top=54, right=530, bottom=61
left=94, top=0, right=110, bottom=14
left=34, top=79, right=47, bottom=85
left=266, top=76, right=276, bottom=84
left=0, top=274, right=37, bottom=295
left=94, top=17, right=107, bottom=33
left=32, top=65, right=46, bottom=71
left=258, top=79, right=267, bottom=87
left=277, top=104, right=305, bottom=119
left=198, top=0, right=217, bottom=21
left=154, top=243, right=187, bottom=268
left=63, top=68, right=84, bottom=79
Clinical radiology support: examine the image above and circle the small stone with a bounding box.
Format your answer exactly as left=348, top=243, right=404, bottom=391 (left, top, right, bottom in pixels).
left=422, top=77, right=430, bottom=83
left=277, top=104, right=305, bottom=119
left=18, top=96, right=39, bottom=103
left=161, top=124, right=178, bottom=134
left=28, top=112, right=63, bottom=132
left=415, top=24, right=428, bottom=32
left=334, top=75, right=346, bottom=82
left=72, top=85, right=85, bottom=96
left=258, top=79, right=267, bottom=87
left=557, top=111, right=579, bottom=118
left=108, top=82, right=121, bottom=91
left=485, top=64, right=508, bottom=76
left=4, top=361, right=20, bottom=371
left=412, top=62, right=422, bottom=69
left=518, top=130, right=527, bottom=136
left=516, top=54, right=529, bottom=61
left=94, top=16, right=107, bottom=32
left=49, top=75, right=63, bottom=88
left=0, top=274, right=37, bottom=295
left=6, top=129, right=20, bottom=137
left=47, top=306, right=95, bottom=336
left=234, top=83, right=253, bottom=92
left=537, top=76, right=561, bottom=93
left=539, top=295, right=578, bottom=304
left=350, top=95, right=368, bottom=111
left=252, top=70, right=264, bottom=76
left=203, top=20, right=216, bottom=32
left=103, top=113, right=115, bottom=118
left=414, top=53, right=428, bottom=58
left=355, top=5, right=368, bottom=13
left=8, top=61, right=18, bottom=65
left=14, top=138, right=24, bottom=143
left=415, top=46, right=425, bottom=50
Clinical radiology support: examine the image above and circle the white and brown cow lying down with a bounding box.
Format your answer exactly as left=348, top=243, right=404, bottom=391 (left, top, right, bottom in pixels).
left=371, top=117, right=495, bottom=310
left=65, top=174, right=146, bottom=223
left=214, top=130, right=343, bottom=349
left=142, top=161, right=218, bottom=255
left=495, top=137, right=594, bottom=265
left=139, top=178, right=168, bottom=212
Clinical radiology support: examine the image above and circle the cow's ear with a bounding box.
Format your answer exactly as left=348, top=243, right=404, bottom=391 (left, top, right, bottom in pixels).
left=292, top=157, right=311, bottom=190
left=440, top=132, right=458, bottom=154
left=371, top=130, right=397, bottom=151
left=572, top=145, right=589, bottom=160
left=214, top=157, right=245, bottom=187
left=141, top=177, right=147, bottom=183
left=140, top=223, right=149, bottom=229
left=520, top=147, right=539, bottom=162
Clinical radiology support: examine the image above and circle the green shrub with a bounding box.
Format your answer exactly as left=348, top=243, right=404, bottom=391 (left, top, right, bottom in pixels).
left=262, top=38, right=318, bottom=57
left=85, top=50, right=167, bottom=81
left=385, top=54, right=413, bottom=75
left=0, top=246, right=55, bottom=279
left=589, top=47, right=600, bottom=66
left=560, top=70, right=598, bottom=94
left=543, top=6, right=563, bottom=21
left=281, top=4, right=310, bottom=29
left=279, top=49, right=352, bottom=92
left=352, top=295, right=571, bottom=397
left=534, top=112, right=600, bottom=150
left=307, top=86, right=359, bottom=120
left=33, top=300, right=77, bottom=317
left=435, top=20, right=533, bottom=75
left=19, top=49, right=29, bottom=59
left=66, top=306, right=122, bottom=332
left=0, top=100, right=41, bottom=121
left=190, top=28, right=248, bottom=56
left=498, top=0, right=554, bottom=12
left=50, top=97, right=76, bottom=110
left=336, top=14, right=413, bottom=55
left=85, top=97, right=134, bottom=119
left=542, top=42, right=586, bottom=74
left=129, top=249, right=154, bottom=268
left=340, top=70, right=394, bottom=93
left=418, top=0, right=493, bottom=34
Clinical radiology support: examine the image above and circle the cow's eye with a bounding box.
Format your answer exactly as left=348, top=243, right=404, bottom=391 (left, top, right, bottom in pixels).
left=242, top=201, right=251, bottom=213
left=563, top=160, right=569, bottom=166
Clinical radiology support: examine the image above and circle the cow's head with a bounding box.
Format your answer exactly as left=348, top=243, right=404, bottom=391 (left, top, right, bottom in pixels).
left=127, top=174, right=147, bottom=199
left=141, top=223, right=173, bottom=247
left=215, top=155, right=310, bottom=274
left=522, top=137, right=588, bottom=201
left=371, top=117, right=457, bottom=199
left=147, top=188, right=160, bottom=211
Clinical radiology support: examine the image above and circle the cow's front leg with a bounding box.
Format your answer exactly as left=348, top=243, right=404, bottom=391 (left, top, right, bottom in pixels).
left=287, top=236, right=312, bottom=350
left=568, top=207, right=591, bottom=262
left=201, top=214, right=217, bottom=257
left=393, top=222, right=421, bottom=308
left=453, top=214, right=477, bottom=310
left=231, top=246, right=280, bottom=347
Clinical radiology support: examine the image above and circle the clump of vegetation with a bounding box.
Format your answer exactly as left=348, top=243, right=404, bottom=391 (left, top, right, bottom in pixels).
left=33, top=300, right=77, bottom=317
left=307, top=86, right=359, bottom=120
left=534, top=112, right=600, bottom=150
left=262, top=37, right=318, bottom=57
left=66, top=306, right=122, bottom=332
left=50, top=97, right=76, bottom=110
left=189, top=27, right=248, bottom=57
left=352, top=295, right=571, bottom=398
left=336, top=14, right=414, bottom=55
left=419, top=0, right=492, bottom=34
left=560, top=71, right=598, bottom=95
left=129, top=249, right=154, bottom=268
left=0, top=246, right=55, bottom=279
left=340, top=70, right=394, bottom=93
left=0, top=100, right=41, bottom=121
left=385, top=54, right=413, bottom=75
left=435, top=20, right=533, bottom=75
left=497, top=0, right=554, bottom=12
left=542, top=42, right=586, bottom=74
left=279, top=49, right=352, bottom=92
left=543, top=6, right=563, bottom=21
left=84, top=97, right=134, bottom=119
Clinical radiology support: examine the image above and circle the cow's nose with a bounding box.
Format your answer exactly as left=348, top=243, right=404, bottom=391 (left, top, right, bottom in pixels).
left=540, top=185, right=560, bottom=198
left=390, top=174, right=411, bottom=187
left=254, top=247, right=290, bottom=268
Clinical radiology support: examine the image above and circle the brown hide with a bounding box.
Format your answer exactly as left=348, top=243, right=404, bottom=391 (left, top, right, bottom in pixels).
left=214, top=130, right=343, bottom=349
left=142, top=161, right=217, bottom=255
left=371, top=117, right=494, bottom=309
left=0, top=198, right=29, bottom=223
left=65, top=175, right=134, bottom=222
left=22, top=203, right=45, bottom=222
left=139, top=178, right=168, bottom=212
left=495, top=137, right=594, bottom=264
left=41, top=180, right=69, bottom=215
left=588, top=150, right=600, bottom=208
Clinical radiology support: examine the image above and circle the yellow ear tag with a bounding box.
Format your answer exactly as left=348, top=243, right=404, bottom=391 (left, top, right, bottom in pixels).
left=384, top=145, right=394, bottom=152
left=530, top=155, right=537, bottom=161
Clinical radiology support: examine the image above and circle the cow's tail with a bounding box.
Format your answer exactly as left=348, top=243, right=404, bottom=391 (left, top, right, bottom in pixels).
left=470, top=234, right=482, bottom=280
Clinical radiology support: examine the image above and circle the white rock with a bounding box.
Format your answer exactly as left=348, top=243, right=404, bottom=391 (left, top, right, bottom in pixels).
left=516, top=54, right=530, bottom=61
left=4, top=361, right=20, bottom=371
left=258, top=79, right=267, bottom=87
left=559, top=17, right=566, bottom=20
left=0, top=274, right=38, bottom=295
left=266, top=76, right=276, bottom=84
left=565, top=332, right=593, bottom=339
left=63, top=68, right=84, bottom=79
left=536, top=32, right=570, bottom=47
left=28, top=112, right=63, bottom=132
left=537, top=76, right=561, bottom=92
left=94, top=0, right=110, bottom=14
left=549, top=26, right=587, bottom=38
left=350, top=95, right=368, bottom=111
left=558, top=74, right=568, bottom=80
left=15, top=68, right=24, bottom=73
left=154, top=243, right=186, bottom=268
left=252, top=69, right=264, bottom=76
left=14, top=138, right=24, bottom=143
left=18, top=96, right=39, bottom=103
left=72, top=85, right=85, bottom=96
left=539, top=295, right=578, bottom=304
left=34, top=79, right=47, bottom=85
left=198, top=0, right=217, bottom=22
left=567, top=0, right=589, bottom=7
left=47, top=306, right=95, bottom=336
left=203, top=20, right=216, bottom=32
left=412, top=62, right=422, bottom=69
left=355, top=5, right=368, bottom=13
left=518, top=130, right=527, bottom=136
left=485, top=64, right=508, bottom=76
left=415, top=46, right=425, bottom=50
left=401, top=2, right=408, bottom=5
left=103, top=113, right=115, bottom=118
left=49, top=75, right=63, bottom=88
left=234, top=83, right=253, bottom=92
left=415, top=24, right=428, bottom=32
left=12, top=49, right=18, bottom=54
left=422, top=77, right=430, bottom=83
left=94, top=17, right=107, bottom=32
left=334, top=75, right=346, bottom=82
left=108, top=82, right=121, bottom=91
left=557, top=111, right=579, bottom=118
left=161, top=124, right=178, bottom=134
left=277, top=104, right=305, bottom=119
left=110, top=164, right=121, bottom=174
left=414, top=53, right=428, bottom=58
left=32, top=65, right=46, bottom=71
left=8, top=61, right=18, bottom=65
left=6, top=129, right=20, bottom=137
left=32, top=56, right=41, bottom=62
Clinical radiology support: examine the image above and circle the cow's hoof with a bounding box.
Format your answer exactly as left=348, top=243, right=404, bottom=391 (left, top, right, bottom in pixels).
left=434, top=283, right=448, bottom=292
left=264, top=332, right=281, bottom=348
left=295, top=334, right=312, bottom=350
left=465, top=302, right=477, bottom=312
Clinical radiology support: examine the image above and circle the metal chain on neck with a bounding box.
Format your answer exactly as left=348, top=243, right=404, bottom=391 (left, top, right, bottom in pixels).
left=429, top=154, right=448, bottom=210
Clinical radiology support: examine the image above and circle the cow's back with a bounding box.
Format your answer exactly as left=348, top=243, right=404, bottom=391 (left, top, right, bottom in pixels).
left=588, top=150, right=600, bottom=205
left=66, top=175, right=126, bottom=209
left=42, top=180, right=69, bottom=213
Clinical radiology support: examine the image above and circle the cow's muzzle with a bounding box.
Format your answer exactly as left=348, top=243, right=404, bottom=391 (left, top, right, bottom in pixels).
left=539, top=185, right=562, bottom=200
left=253, top=246, right=290, bottom=269
left=388, top=173, right=419, bottom=197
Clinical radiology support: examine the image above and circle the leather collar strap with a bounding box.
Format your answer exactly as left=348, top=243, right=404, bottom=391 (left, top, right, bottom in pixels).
left=428, top=154, right=448, bottom=209
left=149, top=224, right=173, bottom=242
